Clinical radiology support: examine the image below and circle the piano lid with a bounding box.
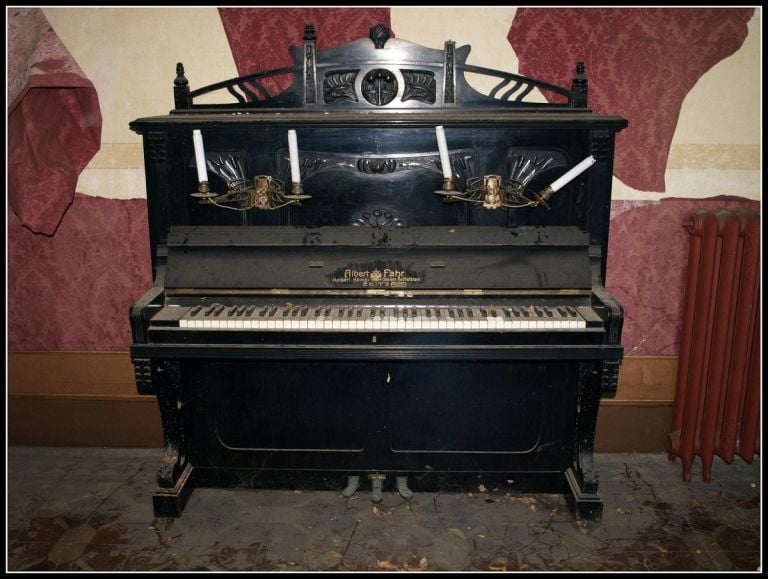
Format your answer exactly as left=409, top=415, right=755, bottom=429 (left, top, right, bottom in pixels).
left=164, top=225, right=591, bottom=292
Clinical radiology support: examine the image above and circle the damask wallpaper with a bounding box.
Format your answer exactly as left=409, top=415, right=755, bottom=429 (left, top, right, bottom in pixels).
left=7, top=7, right=759, bottom=356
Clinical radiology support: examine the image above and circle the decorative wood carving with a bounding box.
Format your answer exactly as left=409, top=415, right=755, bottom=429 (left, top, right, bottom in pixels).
left=362, top=68, right=398, bottom=106
left=353, top=208, right=404, bottom=228
left=323, top=70, right=359, bottom=103
left=401, top=70, right=436, bottom=104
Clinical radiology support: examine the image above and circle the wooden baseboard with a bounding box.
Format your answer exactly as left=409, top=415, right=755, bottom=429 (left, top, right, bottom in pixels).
left=8, top=351, right=678, bottom=451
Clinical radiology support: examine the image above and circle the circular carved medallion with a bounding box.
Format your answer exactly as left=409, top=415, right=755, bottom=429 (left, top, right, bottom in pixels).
left=362, top=69, right=398, bottom=106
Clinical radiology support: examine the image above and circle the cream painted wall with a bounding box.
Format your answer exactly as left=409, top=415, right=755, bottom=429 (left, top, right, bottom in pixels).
left=42, top=7, right=238, bottom=200
left=42, top=7, right=760, bottom=202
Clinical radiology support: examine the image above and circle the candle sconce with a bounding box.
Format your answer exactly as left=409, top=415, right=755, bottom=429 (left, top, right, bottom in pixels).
left=433, top=126, right=596, bottom=210
left=436, top=174, right=540, bottom=210
left=192, top=155, right=310, bottom=211
left=190, top=129, right=310, bottom=211
left=434, top=156, right=596, bottom=211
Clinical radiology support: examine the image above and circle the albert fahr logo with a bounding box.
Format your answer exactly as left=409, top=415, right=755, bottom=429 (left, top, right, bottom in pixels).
left=331, top=265, right=422, bottom=287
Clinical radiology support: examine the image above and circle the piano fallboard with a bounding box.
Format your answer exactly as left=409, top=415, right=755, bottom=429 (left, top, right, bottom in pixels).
left=164, top=225, right=593, bottom=291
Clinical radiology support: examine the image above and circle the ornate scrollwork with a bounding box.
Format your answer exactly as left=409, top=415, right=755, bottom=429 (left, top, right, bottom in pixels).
left=353, top=208, right=404, bottom=228
left=147, top=132, right=167, bottom=163
left=444, top=41, right=455, bottom=104
left=362, top=69, right=398, bottom=106
left=133, top=357, right=154, bottom=395
left=357, top=158, right=397, bottom=174
left=600, top=360, right=620, bottom=398
left=323, top=70, right=359, bottom=103
left=591, top=130, right=610, bottom=162
left=401, top=70, right=436, bottom=104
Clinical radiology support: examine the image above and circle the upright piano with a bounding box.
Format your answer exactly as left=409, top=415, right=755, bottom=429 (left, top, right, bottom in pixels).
left=130, top=24, right=627, bottom=519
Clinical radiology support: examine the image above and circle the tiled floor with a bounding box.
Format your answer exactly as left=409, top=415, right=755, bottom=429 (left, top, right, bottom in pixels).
left=7, top=446, right=761, bottom=571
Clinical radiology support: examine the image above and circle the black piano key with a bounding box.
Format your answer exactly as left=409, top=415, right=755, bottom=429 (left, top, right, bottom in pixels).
left=245, top=305, right=256, bottom=316
left=301, top=307, right=308, bottom=317
left=291, top=308, right=300, bottom=317
left=189, top=305, right=203, bottom=317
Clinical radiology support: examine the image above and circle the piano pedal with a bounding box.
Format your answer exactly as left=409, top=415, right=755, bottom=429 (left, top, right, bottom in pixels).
left=368, top=473, right=386, bottom=504
left=395, top=475, right=413, bottom=500
left=341, top=475, right=360, bottom=498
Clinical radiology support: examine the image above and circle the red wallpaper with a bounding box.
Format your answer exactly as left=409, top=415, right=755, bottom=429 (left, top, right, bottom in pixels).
left=7, top=195, right=152, bottom=351
left=508, top=8, right=754, bottom=192
left=6, top=8, right=760, bottom=357
left=606, top=197, right=760, bottom=357
left=8, top=8, right=102, bottom=235
left=218, top=7, right=392, bottom=97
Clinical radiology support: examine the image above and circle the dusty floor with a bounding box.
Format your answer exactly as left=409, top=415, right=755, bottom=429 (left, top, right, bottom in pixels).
left=7, top=446, right=761, bottom=571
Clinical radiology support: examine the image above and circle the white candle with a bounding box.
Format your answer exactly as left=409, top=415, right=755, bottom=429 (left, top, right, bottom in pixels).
left=435, top=126, right=452, bottom=180
left=192, top=130, right=208, bottom=183
left=548, top=155, right=596, bottom=192
left=288, top=129, right=301, bottom=183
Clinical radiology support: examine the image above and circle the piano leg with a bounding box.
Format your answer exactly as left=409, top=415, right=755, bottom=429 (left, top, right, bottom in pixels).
left=564, top=360, right=606, bottom=521
left=153, top=462, right=194, bottom=518
left=152, top=360, right=195, bottom=517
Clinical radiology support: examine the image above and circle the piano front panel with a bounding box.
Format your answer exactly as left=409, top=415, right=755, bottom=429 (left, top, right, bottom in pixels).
left=185, top=359, right=575, bottom=473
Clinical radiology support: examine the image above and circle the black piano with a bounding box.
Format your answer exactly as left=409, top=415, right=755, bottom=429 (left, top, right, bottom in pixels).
left=129, top=24, right=627, bottom=519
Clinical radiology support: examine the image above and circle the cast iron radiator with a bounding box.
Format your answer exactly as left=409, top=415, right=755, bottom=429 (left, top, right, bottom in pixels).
left=667, top=208, right=760, bottom=481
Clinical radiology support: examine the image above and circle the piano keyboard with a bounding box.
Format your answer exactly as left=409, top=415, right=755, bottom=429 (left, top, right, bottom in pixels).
left=155, top=304, right=599, bottom=332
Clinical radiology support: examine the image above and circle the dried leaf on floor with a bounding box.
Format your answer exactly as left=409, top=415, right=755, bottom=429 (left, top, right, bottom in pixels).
left=377, top=560, right=399, bottom=570
left=412, top=556, right=428, bottom=570
left=478, top=483, right=487, bottom=493
left=489, top=563, right=507, bottom=571
left=448, top=527, right=466, bottom=540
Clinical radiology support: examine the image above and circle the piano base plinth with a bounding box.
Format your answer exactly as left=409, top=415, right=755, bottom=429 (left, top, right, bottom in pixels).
left=564, top=467, right=603, bottom=521
left=152, top=463, right=194, bottom=518
left=147, top=465, right=606, bottom=520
